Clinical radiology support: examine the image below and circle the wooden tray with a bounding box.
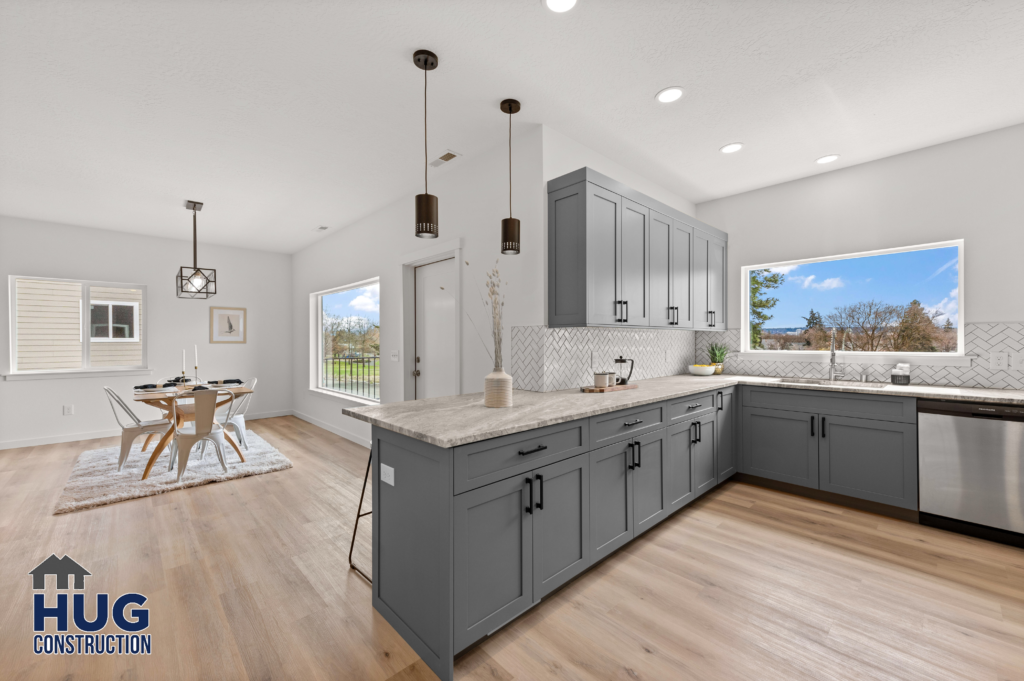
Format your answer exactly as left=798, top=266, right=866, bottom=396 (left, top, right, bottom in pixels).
left=580, top=383, right=639, bottom=393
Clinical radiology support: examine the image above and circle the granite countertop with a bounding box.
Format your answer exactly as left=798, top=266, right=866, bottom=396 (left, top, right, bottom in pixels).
left=342, top=374, right=1024, bottom=449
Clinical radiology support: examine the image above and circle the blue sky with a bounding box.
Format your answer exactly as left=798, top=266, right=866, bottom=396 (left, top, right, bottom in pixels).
left=756, top=246, right=959, bottom=328
left=322, top=283, right=379, bottom=323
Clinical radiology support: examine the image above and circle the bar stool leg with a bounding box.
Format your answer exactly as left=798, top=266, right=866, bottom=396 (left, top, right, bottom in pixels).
left=348, top=451, right=373, bottom=584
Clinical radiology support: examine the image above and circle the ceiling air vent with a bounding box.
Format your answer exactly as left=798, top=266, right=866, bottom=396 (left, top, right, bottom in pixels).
left=429, top=149, right=462, bottom=168
left=315, top=225, right=330, bottom=232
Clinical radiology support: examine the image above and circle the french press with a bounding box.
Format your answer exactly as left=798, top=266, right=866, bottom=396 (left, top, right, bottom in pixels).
left=613, top=356, right=635, bottom=385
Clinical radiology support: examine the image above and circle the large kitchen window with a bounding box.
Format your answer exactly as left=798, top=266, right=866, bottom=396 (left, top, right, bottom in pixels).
left=741, top=241, right=964, bottom=358
left=312, top=278, right=380, bottom=402
left=7, top=276, right=147, bottom=374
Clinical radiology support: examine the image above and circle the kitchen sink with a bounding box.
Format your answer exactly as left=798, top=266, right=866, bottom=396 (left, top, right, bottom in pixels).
left=776, top=377, right=888, bottom=389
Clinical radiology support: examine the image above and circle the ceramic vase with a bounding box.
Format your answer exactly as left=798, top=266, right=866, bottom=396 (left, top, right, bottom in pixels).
left=714, top=363, right=724, bottom=375
left=484, top=367, right=513, bottom=408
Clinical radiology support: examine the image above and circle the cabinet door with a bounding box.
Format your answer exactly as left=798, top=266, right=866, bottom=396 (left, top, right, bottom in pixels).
left=619, top=198, right=650, bottom=327
left=671, top=221, right=693, bottom=328
left=533, top=455, right=591, bottom=600
left=649, top=211, right=673, bottom=328
left=707, top=235, right=726, bottom=329
left=585, top=183, right=621, bottom=326
left=666, top=421, right=696, bottom=512
left=716, top=390, right=736, bottom=483
left=453, top=475, right=533, bottom=652
left=693, top=232, right=710, bottom=329
left=693, top=414, right=718, bottom=497
left=742, top=407, right=819, bottom=488
left=632, top=430, right=669, bottom=536
left=589, top=441, right=633, bottom=561
left=819, top=416, right=918, bottom=510
left=548, top=183, right=587, bottom=326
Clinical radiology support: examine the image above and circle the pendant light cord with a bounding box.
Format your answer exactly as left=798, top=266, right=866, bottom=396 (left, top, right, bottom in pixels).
left=508, top=111, right=512, bottom=218
left=424, top=68, right=428, bottom=195
left=192, top=209, right=198, bottom=269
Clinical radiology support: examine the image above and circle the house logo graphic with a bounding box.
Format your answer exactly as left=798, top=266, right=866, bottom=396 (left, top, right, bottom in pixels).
left=30, top=554, right=152, bottom=656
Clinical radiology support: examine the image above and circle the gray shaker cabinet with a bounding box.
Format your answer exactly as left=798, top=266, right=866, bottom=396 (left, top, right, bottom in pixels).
left=585, top=183, right=622, bottom=326
left=532, top=454, right=592, bottom=599
left=589, top=440, right=634, bottom=561
left=665, top=420, right=696, bottom=512
left=716, top=389, right=736, bottom=483
left=692, top=413, right=718, bottom=497
left=632, top=429, right=669, bottom=536
left=453, top=473, right=533, bottom=653
left=818, top=415, right=918, bottom=510
left=694, top=230, right=727, bottom=331
left=651, top=211, right=692, bottom=329
left=619, top=198, right=650, bottom=327
left=742, top=406, right=819, bottom=488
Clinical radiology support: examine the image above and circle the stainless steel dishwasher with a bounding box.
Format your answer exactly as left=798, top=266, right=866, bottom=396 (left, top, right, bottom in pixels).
left=918, top=400, right=1024, bottom=543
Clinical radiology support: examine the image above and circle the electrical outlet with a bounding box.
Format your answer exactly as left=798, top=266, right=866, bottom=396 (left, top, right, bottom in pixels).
left=63, top=405, right=74, bottom=416
left=990, top=352, right=1008, bottom=372
left=390, top=351, right=399, bottom=362
left=1010, top=352, right=1024, bottom=372
left=381, top=463, right=395, bottom=486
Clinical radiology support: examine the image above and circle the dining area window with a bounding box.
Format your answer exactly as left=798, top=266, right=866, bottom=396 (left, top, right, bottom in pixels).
left=8, top=276, right=146, bottom=373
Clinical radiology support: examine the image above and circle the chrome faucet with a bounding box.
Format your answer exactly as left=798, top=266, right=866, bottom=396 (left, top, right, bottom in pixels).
left=829, top=328, right=845, bottom=381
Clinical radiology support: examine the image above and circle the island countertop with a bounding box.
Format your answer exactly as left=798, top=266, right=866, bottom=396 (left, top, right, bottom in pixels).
left=342, top=374, right=1024, bottom=448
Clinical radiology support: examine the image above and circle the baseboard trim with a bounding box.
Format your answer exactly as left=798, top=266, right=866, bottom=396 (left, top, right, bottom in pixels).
left=0, top=428, right=123, bottom=451
left=733, top=473, right=920, bottom=523
left=291, top=410, right=372, bottom=449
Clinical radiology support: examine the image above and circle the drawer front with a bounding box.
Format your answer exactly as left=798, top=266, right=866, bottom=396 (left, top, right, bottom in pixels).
left=454, top=419, right=589, bottom=494
left=590, top=403, right=666, bottom=448
left=667, top=392, right=716, bottom=423
left=741, top=385, right=916, bottom=424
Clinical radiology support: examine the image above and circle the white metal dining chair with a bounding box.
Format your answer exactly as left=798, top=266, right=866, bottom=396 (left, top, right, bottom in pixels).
left=104, top=387, right=173, bottom=472
left=167, top=389, right=236, bottom=482
left=218, top=378, right=256, bottom=451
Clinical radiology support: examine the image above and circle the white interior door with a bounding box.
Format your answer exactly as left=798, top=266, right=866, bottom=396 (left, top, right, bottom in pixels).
left=414, top=257, right=460, bottom=399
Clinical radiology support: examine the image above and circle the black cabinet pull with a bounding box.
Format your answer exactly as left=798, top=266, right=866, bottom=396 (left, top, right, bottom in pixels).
left=635, top=440, right=642, bottom=468
left=535, top=474, right=544, bottom=510
left=623, top=300, right=629, bottom=323
left=690, top=422, right=696, bottom=444
left=518, top=444, right=548, bottom=456
left=627, top=442, right=635, bottom=470
left=717, top=391, right=723, bottom=411
left=810, top=415, right=815, bottom=437
left=524, top=477, right=533, bottom=514
left=696, top=420, right=702, bottom=442
left=623, top=419, right=643, bottom=427
left=821, top=417, right=827, bottom=438
left=615, top=300, right=623, bottom=323
left=687, top=403, right=701, bottom=410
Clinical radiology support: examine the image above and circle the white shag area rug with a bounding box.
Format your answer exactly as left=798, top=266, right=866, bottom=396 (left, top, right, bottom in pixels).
left=54, top=431, right=292, bottom=515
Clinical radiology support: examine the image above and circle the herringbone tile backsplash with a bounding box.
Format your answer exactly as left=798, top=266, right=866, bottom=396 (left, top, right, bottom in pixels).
left=511, top=326, right=695, bottom=392
left=510, top=323, right=1024, bottom=392
left=695, top=323, right=1024, bottom=391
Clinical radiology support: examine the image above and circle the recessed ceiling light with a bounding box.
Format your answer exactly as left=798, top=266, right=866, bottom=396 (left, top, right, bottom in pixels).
left=816, top=154, right=840, bottom=164
left=656, top=87, right=684, bottom=104
left=720, top=142, right=743, bottom=154
left=544, top=0, right=576, bottom=12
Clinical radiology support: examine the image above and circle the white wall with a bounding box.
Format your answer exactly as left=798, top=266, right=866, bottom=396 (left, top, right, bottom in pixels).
left=696, top=123, right=1024, bottom=328
left=0, top=216, right=292, bottom=449
left=542, top=126, right=696, bottom=217
left=290, top=125, right=546, bottom=446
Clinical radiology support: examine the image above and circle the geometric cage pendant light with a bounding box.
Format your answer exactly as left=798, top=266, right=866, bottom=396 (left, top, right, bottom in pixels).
left=176, top=200, right=217, bottom=298
left=500, top=98, right=521, bottom=255
left=414, top=49, right=439, bottom=238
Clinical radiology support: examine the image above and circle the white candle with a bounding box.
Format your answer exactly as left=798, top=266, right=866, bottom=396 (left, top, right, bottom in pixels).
left=194, top=344, right=199, bottom=376
left=182, top=349, right=185, bottom=374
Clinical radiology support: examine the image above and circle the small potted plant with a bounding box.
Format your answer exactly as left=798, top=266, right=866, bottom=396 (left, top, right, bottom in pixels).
left=707, top=342, right=729, bottom=375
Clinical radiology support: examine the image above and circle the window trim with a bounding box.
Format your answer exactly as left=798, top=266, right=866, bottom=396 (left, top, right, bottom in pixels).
left=7, top=275, right=148, bottom=376
left=310, top=277, right=380, bottom=403
left=739, top=240, right=966, bottom=365
left=89, top=300, right=140, bottom=342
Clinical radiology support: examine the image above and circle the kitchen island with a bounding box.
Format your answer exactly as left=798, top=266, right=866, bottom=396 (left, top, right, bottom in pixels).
left=343, top=374, right=1024, bottom=681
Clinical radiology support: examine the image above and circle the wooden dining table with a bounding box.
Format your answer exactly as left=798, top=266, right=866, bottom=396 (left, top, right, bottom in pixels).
left=133, top=384, right=254, bottom=480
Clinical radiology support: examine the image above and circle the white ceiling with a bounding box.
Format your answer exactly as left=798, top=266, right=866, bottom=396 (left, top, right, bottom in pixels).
left=2, top=1, right=1022, bottom=253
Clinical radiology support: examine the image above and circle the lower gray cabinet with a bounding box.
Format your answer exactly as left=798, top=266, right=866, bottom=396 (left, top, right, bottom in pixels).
left=532, top=454, right=591, bottom=599
left=818, top=415, right=918, bottom=510
left=742, top=406, right=819, bottom=488
left=692, top=414, right=718, bottom=497
left=589, top=440, right=633, bottom=561
left=453, top=475, right=533, bottom=652
left=666, top=421, right=696, bottom=512
left=716, top=389, right=736, bottom=482
left=632, top=429, right=669, bottom=537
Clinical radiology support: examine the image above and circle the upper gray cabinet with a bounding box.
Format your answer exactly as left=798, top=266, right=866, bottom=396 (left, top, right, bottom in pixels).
left=547, top=168, right=727, bottom=330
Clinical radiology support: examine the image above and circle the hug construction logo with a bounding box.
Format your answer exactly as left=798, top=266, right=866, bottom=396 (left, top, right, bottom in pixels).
left=29, top=554, right=152, bottom=656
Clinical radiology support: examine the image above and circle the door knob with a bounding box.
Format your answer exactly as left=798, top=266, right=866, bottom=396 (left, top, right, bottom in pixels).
left=412, top=369, right=421, bottom=377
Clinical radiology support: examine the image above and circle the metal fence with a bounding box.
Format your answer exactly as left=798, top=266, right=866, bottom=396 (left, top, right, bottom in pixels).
left=322, top=356, right=380, bottom=401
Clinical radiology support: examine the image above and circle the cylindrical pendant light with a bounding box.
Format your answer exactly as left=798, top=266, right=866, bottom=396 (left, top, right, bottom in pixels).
left=500, top=98, right=521, bottom=255
left=414, top=49, right=439, bottom=238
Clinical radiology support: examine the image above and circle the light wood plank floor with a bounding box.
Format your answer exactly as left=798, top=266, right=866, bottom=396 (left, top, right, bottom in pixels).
left=2, top=416, right=1022, bottom=681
